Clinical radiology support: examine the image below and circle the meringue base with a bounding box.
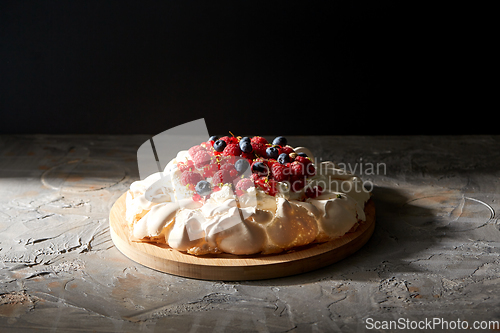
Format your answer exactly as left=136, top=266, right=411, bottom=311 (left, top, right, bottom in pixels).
left=110, top=192, right=375, bottom=281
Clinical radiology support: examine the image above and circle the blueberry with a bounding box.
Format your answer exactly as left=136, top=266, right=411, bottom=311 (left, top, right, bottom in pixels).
left=297, top=152, right=308, bottom=158
left=272, top=136, right=287, bottom=146
left=235, top=158, right=250, bottom=174
left=239, top=140, right=253, bottom=153
left=208, top=135, right=218, bottom=142
left=213, top=139, right=227, bottom=152
left=195, top=180, right=212, bottom=196
left=277, top=153, right=290, bottom=165
left=266, top=146, right=279, bottom=159
left=240, top=136, right=250, bottom=143
left=251, top=161, right=268, bottom=176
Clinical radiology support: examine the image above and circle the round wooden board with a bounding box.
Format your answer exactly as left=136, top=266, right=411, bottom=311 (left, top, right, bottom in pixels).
left=109, top=193, right=376, bottom=281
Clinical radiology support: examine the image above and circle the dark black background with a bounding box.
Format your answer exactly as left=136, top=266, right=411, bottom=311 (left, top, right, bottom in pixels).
left=0, top=1, right=492, bottom=135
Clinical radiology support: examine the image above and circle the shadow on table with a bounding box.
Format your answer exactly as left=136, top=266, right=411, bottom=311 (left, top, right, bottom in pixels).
left=239, top=185, right=465, bottom=286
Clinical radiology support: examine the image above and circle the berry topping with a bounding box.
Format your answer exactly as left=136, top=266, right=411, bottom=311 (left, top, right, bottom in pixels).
left=219, top=155, right=238, bottom=166
left=212, top=170, right=232, bottom=185
left=222, top=143, right=242, bottom=156
left=266, top=146, right=280, bottom=159
left=192, top=150, right=211, bottom=168
left=235, top=158, right=250, bottom=174
left=195, top=180, right=212, bottom=196
left=251, top=143, right=267, bottom=157
left=220, top=163, right=239, bottom=180
left=241, top=151, right=255, bottom=161
left=235, top=178, right=254, bottom=192
left=239, top=140, right=253, bottom=153
left=188, top=145, right=205, bottom=158
left=174, top=133, right=317, bottom=198
left=277, top=153, right=290, bottom=165
left=200, top=141, right=213, bottom=150
left=272, top=136, right=287, bottom=147
left=202, top=163, right=218, bottom=178
left=251, top=161, right=269, bottom=177
left=271, top=163, right=289, bottom=182
left=290, top=161, right=305, bottom=176
left=219, top=136, right=239, bottom=145
left=250, top=136, right=268, bottom=145
left=213, top=140, right=227, bottom=152
left=294, top=155, right=310, bottom=165
left=281, top=146, right=295, bottom=155
left=180, top=171, right=204, bottom=187
left=177, top=160, right=194, bottom=173
left=294, top=156, right=315, bottom=176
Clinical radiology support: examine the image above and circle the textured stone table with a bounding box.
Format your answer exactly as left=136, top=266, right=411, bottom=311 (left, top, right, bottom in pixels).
left=1, top=135, right=499, bottom=332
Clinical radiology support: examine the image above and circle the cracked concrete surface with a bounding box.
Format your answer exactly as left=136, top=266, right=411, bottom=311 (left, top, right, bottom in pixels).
left=1, top=135, right=500, bottom=332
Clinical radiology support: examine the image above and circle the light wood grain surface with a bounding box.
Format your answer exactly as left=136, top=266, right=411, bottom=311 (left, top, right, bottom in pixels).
left=1, top=135, right=499, bottom=332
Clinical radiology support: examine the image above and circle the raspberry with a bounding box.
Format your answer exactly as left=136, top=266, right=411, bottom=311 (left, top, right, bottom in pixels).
left=251, top=143, right=267, bottom=158
left=250, top=136, right=268, bottom=145
left=200, top=141, right=213, bottom=150
left=235, top=178, right=254, bottom=192
left=222, top=143, right=242, bottom=157
left=294, top=156, right=315, bottom=176
left=219, top=136, right=239, bottom=145
left=305, top=185, right=323, bottom=198
left=180, top=171, right=203, bottom=187
left=229, top=169, right=239, bottom=179
left=202, top=163, right=218, bottom=178
left=193, top=150, right=211, bottom=168
left=241, top=151, right=255, bottom=161
left=266, top=159, right=278, bottom=168
left=295, top=155, right=311, bottom=166
left=188, top=145, right=205, bottom=158
left=290, top=161, right=305, bottom=176
left=177, top=160, right=194, bottom=173
left=220, top=163, right=233, bottom=172
left=220, top=155, right=238, bottom=166
left=220, top=164, right=239, bottom=180
left=212, top=170, right=232, bottom=185
left=281, top=146, right=294, bottom=155
left=271, top=163, right=289, bottom=182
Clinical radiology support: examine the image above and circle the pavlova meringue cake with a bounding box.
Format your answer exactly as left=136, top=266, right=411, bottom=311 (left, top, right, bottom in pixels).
left=125, top=135, right=372, bottom=256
